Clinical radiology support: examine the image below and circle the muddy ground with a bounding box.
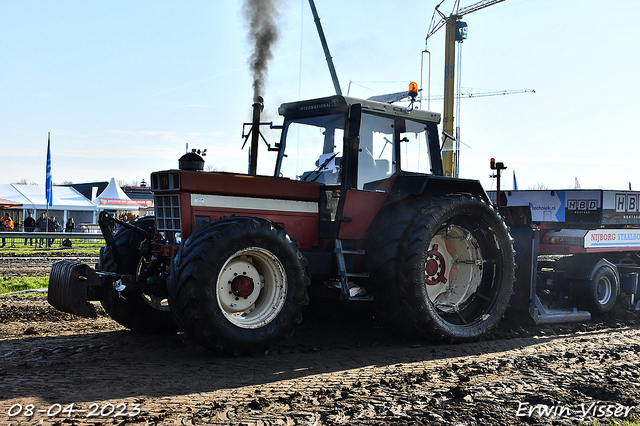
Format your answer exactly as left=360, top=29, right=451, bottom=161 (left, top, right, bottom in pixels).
left=0, top=251, right=99, bottom=277
left=1, top=253, right=640, bottom=425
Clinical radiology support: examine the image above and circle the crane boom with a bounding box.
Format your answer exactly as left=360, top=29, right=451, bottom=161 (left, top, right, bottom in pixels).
left=428, top=88, right=535, bottom=100
left=426, top=0, right=504, bottom=41
left=458, top=0, right=505, bottom=16
left=367, top=88, right=534, bottom=103
left=425, top=0, right=450, bottom=40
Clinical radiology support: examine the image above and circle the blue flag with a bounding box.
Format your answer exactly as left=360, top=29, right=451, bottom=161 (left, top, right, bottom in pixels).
left=46, top=133, right=53, bottom=207
left=513, top=170, right=518, bottom=191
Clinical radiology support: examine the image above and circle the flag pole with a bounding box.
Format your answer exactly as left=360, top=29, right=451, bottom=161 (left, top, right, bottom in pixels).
left=45, top=132, right=52, bottom=233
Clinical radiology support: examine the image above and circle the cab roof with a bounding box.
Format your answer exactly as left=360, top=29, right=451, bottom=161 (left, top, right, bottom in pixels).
left=279, top=95, right=441, bottom=124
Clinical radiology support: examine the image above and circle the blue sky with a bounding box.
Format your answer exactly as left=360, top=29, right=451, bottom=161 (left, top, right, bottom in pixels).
left=1, top=0, right=638, bottom=191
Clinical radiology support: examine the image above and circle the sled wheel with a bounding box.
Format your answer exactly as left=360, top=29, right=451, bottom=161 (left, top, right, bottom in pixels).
left=167, top=217, right=310, bottom=355
left=587, top=265, right=618, bottom=314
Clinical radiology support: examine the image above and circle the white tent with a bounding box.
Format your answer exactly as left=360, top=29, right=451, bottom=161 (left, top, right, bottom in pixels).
left=0, top=185, right=32, bottom=207
left=12, top=184, right=97, bottom=212
left=92, top=178, right=142, bottom=211
left=0, top=184, right=97, bottom=227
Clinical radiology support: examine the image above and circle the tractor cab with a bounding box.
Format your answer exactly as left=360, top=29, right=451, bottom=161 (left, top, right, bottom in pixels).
left=273, top=96, right=443, bottom=191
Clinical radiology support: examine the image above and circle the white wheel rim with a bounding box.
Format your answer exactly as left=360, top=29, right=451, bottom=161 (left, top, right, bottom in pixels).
left=424, top=224, right=484, bottom=313
left=216, top=247, right=288, bottom=329
left=596, top=275, right=613, bottom=305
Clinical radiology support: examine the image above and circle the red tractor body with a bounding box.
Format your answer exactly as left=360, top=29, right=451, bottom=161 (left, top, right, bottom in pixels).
left=49, top=95, right=516, bottom=354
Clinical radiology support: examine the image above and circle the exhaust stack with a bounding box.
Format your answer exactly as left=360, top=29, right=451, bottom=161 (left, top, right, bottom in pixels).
left=249, top=96, right=264, bottom=175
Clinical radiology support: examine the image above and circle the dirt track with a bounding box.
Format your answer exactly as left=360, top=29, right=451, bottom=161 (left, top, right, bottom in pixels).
left=0, top=251, right=99, bottom=277
left=1, top=254, right=640, bottom=425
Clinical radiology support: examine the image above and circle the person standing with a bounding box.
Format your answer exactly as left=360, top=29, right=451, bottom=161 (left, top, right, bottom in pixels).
left=48, top=215, right=60, bottom=247
left=1, top=213, right=14, bottom=247
left=65, top=217, right=75, bottom=233
left=35, top=212, right=48, bottom=248
left=23, top=212, right=36, bottom=246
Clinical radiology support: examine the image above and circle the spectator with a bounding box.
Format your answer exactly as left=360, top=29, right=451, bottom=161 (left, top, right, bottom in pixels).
left=65, top=217, right=75, bottom=233
left=35, top=212, right=48, bottom=248
left=23, top=212, right=36, bottom=246
left=1, top=213, right=14, bottom=247
left=48, top=216, right=60, bottom=247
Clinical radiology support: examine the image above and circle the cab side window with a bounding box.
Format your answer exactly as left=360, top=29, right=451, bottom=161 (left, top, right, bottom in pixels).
left=357, top=114, right=395, bottom=190
left=399, top=120, right=431, bottom=175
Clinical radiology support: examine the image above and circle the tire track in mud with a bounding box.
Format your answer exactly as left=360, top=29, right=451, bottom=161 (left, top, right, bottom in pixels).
left=1, top=295, right=639, bottom=425
left=134, top=329, right=640, bottom=426
left=0, top=253, right=98, bottom=277
left=2, top=252, right=640, bottom=425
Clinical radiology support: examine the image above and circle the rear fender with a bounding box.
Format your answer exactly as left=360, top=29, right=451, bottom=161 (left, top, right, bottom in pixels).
left=383, top=173, right=490, bottom=206
left=561, top=257, right=620, bottom=292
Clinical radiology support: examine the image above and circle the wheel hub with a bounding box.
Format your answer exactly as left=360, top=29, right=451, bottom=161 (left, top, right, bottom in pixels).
left=218, top=257, right=263, bottom=314
left=231, top=275, right=255, bottom=298
left=596, top=277, right=612, bottom=304
left=425, top=244, right=447, bottom=285
left=425, top=225, right=483, bottom=313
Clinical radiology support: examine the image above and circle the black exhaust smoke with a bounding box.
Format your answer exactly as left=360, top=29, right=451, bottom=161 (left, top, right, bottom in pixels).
left=242, top=0, right=284, bottom=102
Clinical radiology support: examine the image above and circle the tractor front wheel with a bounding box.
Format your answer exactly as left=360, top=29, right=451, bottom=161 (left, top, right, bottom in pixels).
left=97, top=216, right=179, bottom=334
left=167, top=217, right=310, bottom=355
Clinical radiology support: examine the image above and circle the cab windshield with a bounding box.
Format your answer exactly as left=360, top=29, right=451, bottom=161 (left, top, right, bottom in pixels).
left=277, top=111, right=433, bottom=188
left=278, top=114, right=344, bottom=184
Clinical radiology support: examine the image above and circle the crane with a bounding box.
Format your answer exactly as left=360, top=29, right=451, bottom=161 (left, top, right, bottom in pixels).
left=368, top=87, right=534, bottom=103
left=426, top=0, right=505, bottom=177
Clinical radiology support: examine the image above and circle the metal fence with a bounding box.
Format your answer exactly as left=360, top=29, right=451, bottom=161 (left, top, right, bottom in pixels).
left=0, top=231, right=104, bottom=248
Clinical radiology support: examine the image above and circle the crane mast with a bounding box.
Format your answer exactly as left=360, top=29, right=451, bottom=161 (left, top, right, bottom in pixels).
left=426, top=0, right=505, bottom=177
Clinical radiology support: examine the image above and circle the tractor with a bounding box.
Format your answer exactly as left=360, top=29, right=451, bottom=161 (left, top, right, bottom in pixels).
left=49, top=93, right=515, bottom=355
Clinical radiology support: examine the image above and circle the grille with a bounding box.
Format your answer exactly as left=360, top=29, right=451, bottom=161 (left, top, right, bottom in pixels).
left=151, top=172, right=180, bottom=191
left=155, top=195, right=181, bottom=232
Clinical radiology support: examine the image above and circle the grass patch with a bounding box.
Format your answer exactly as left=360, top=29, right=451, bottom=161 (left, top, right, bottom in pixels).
left=592, top=414, right=640, bottom=425
left=3, top=248, right=102, bottom=256
left=0, top=276, right=48, bottom=294
left=0, top=239, right=102, bottom=256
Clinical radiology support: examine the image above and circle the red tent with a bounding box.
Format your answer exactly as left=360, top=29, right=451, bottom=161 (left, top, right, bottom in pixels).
left=0, top=198, right=22, bottom=209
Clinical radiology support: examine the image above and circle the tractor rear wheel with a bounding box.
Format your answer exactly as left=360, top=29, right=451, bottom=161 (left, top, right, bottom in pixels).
left=97, top=216, right=179, bottom=334
left=167, top=217, right=310, bottom=355
left=368, top=195, right=515, bottom=342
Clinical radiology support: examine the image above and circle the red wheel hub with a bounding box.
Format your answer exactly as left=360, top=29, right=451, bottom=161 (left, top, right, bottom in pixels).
left=231, top=275, right=255, bottom=298
left=426, top=258, right=439, bottom=276
left=425, top=244, right=447, bottom=285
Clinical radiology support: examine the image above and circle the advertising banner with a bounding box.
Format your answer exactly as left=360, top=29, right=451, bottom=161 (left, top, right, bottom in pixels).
left=584, top=229, right=640, bottom=248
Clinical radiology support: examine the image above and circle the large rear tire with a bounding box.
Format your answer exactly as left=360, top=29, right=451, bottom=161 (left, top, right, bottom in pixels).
left=97, top=216, right=179, bottom=334
left=368, top=195, right=515, bottom=342
left=167, top=217, right=310, bottom=355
